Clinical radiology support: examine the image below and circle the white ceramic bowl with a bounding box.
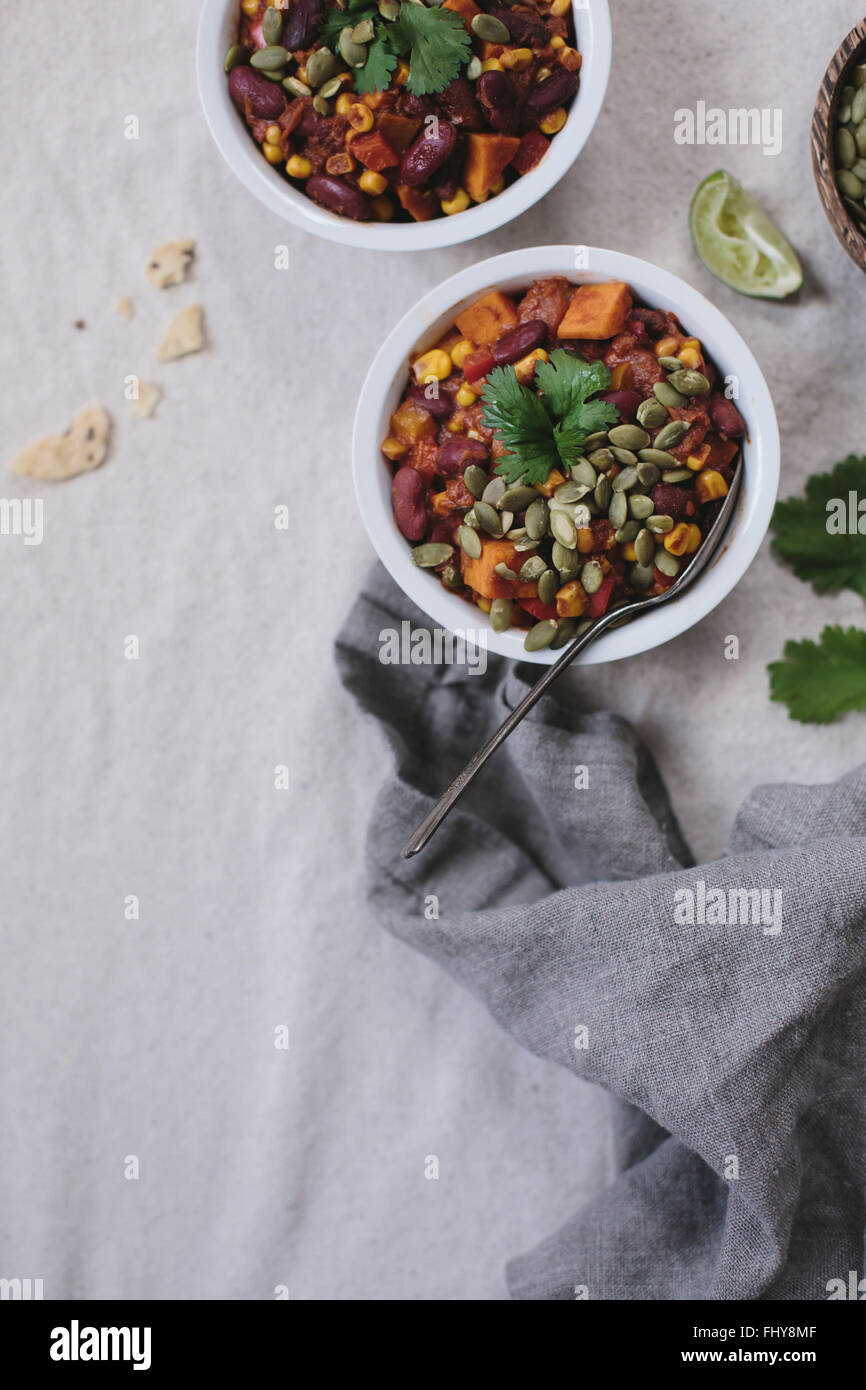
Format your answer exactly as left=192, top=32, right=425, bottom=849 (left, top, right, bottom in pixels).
left=353, top=245, right=780, bottom=664
left=196, top=0, right=611, bottom=250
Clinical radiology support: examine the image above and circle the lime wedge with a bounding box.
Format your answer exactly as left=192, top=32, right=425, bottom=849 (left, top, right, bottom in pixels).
left=689, top=170, right=803, bottom=298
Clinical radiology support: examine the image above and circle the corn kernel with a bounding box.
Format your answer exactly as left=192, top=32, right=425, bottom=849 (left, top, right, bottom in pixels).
left=446, top=417, right=464, bottom=434
left=265, top=124, right=282, bottom=145
left=576, top=527, right=594, bottom=554
left=263, top=142, right=283, bottom=164
left=686, top=444, right=712, bottom=471
left=476, top=597, right=492, bottom=613
left=336, top=93, right=354, bottom=116
left=451, top=339, right=475, bottom=368
left=456, top=384, right=477, bottom=408
left=381, top=436, right=408, bottom=461
left=348, top=102, right=374, bottom=132
left=550, top=36, right=566, bottom=50
left=431, top=491, right=452, bottom=517
left=481, top=58, right=504, bottom=72
left=557, top=46, right=582, bottom=72
left=489, top=173, right=505, bottom=195
left=680, top=337, right=701, bottom=352
left=539, top=107, right=568, bottom=135
left=685, top=524, right=702, bottom=553
left=556, top=581, right=586, bottom=618
left=622, top=542, right=637, bottom=562
left=326, top=151, right=355, bottom=175
left=501, top=47, right=533, bottom=71
left=550, top=0, right=571, bottom=14
left=655, top=336, right=681, bottom=359
left=359, top=169, right=387, bottom=195
left=696, top=469, right=728, bottom=502
left=370, top=195, right=394, bottom=221
left=535, top=469, right=566, bottom=497
left=441, top=188, right=471, bottom=215
left=395, top=59, right=410, bottom=86
left=664, top=523, right=691, bottom=556
left=412, top=349, right=452, bottom=383
left=466, top=428, right=484, bottom=441
left=677, top=347, right=702, bottom=369
left=241, top=0, right=259, bottom=13
left=296, top=66, right=308, bottom=84
left=514, top=347, right=549, bottom=383
left=286, top=154, right=312, bottom=179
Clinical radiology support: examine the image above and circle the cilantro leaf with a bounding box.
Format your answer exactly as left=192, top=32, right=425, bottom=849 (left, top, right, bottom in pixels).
left=771, top=455, right=866, bottom=601
left=355, top=29, right=398, bottom=93
left=535, top=349, right=611, bottom=422
left=390, top=2, right=471, bottom=96
left=768, top=626, right=866, bottom=723
left=480, top=366, right=561, bottom=487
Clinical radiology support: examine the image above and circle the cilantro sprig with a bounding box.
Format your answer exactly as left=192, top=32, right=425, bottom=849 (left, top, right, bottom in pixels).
left=480, top=350, right=620, bottom=488
left=769, top=627, right=866, bottom=724
left=319, top=1, right=470, bottom=98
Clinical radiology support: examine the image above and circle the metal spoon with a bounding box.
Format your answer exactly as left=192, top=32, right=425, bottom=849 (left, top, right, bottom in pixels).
left=402, top=465, right=743, bottom=858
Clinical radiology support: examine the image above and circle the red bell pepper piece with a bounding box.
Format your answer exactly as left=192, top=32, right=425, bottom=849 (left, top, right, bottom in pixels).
left=463, top=349, right=495, bottom=384
left=520, top=597, right=558, bottom=622
left=586, top=576, right=615, bottom=618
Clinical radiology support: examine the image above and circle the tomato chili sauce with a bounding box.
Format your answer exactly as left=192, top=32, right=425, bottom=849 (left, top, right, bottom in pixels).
left=382, top=278, right=746, bottom=651
left=227, top=1, right=579, bottom=223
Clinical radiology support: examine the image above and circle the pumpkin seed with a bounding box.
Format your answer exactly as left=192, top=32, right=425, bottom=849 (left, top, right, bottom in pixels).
left=550, top=618, right=577, bottom=649
left=839, top=102, right=853, bottom=125
left=836, top=126, right=857, bottom=168
left=339, top=26, right=368, bottom=67
left=463, top=508, right=479, bottom=528
left=654, top=419, right=689, bottom=450
left=584, top=431, right=610, bottom=451
left=837, top=169, right=864, bottom=199
left=655, top=549, right=680, bottom=578
left=661, top=468, right=693, bottom=483
left=457, top=524, right=482, bottom=559
left=610, top=448, right=638, bottom=467
left=471, top=13, right=511, bottom=42
left=378, top=0, right=400, bottom=18
left=312, top=93, right=332, bottom=115
left=466, top=55, right=482, bottom=80
left=581, top=560, right=603, bottom=595
left=224, top=43, right=249, bottom=72
left=475, top=500, right=502, bottom=536
left=646, top=513, right=674, bottom=533
left=588, top=447, right=614, bottom=471
left=615, top=520, right=640, bottom=543
left=262, top=6, right=283, bottom=43
left=855, top=119, right=866, bottom=156
left=306, top=48, right=337, bottom=87
left=653, top=380, right=688, bottom=410
left=441, top=565, right=461, bottom=588
left=634, top=528, right=655, bottom=567
left=513, top=536, right=540, bottom=552
left=668, top=368, right=710, bottom=397
left=251, top=45, right=290, bottom=70
left=594, top=474, right=611, bottom=509
left=550, top=511, right=577, bottom=549
left=608, top=492, right=628, bottom=528
left=638, top=448, right=678, bottom=467
left=636, top=461, right=660, bottom=487
left=853, top=85, right=866, bottom=125
left=551, top=540, right=573, bottom=572
left=608, top=423, right=650, bottom=451
left=412, top=541, right=454, bottom=568
left=572, top=503, right=592, bottom=528
left=571, top=458, right=597, bottom=488
left=351, top=17, right=376, bottom=41
left=318, top=76, right=343, bottom=99
left=636, top=397, right=668, bottom=429
left=499, top=510, right=514, bottom=534
left=263, top=68, right=287, bottom=81
left=494, top=562, right=518, bottom=581
left=628, top=494, right=654, bottom=521
left=490, top=598, right=513, bottom=632
left=538, top=569, right=558, bottom=605
left=524, top=619, right=558, bottom=652
left=481, top=476, right=506, bottom=508
left=284, top=75, right=312, bottom=97
left=463, top=464, right=488, bottom=498
left=853, top=159, right=866, bottom=181
left=612, top=465, right=638, bottom=492
left=499, top=484, right=537, bottom=512
left=553, top=479, right=591, bottom=504
left=525, top=497, right=548, bottom=539
left=855, top=65, right=866, bottom=88
left=630, top=563, right=654, bottom=591
left=657, top=355, right=682, bottom=371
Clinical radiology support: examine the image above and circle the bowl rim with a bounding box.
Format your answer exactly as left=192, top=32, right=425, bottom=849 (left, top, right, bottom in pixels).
left=352, top=245, right=781, bottom=665
left=195, top=0, right=612, bottom=251
left=811, top=20, right=866, bottom=274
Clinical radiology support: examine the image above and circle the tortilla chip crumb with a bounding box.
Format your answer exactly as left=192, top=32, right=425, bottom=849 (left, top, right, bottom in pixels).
left=129, top=382, right=162, bottom=420
left=11, top=405, right=111, bottom=481
left=115, top=296, right=134, bottom=321
left=146, top=239, right=196, bottom=290
left=157, top=304, right=205, bottom=362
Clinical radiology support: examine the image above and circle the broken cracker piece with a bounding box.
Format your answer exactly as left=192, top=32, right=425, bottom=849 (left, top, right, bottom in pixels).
left=129, top=382, right=162, bottom=420
left=11, top=405, right=111, bottom=481
left=114, top=296, right=134, bottom=321
left=146, top=239, right=196, bottom=290
left=157, top=304, right=205, bottom=362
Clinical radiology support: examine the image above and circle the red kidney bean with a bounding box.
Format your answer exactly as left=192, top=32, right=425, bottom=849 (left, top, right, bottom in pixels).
left=709, top=393, right=745, bottom=437
left=392, top=467, right=427, bottom=541
left=526, top=68, right=579, bottom=116
left=439, top=76, right=484, bottom=131
left=630, top=307, right=668, bottom=338
left=477, top=70, right=520, bottom=136
left=228, top=66, right=287, bottom=121
left=283, top=0, right=323, bottom=50
left=432, top=141, right=465, bottom=203
left=625, top=317, right=649, bottom=346
left=651, top=483, right=697, bottom=521
left=602, top=389, right=642, bottom=422
left=489, top=7, right=547, bottom=45
left=306, top=175, right=371, bottom=221
left=437, top=436, right=490, bottom=478
left=399, top=120, right=458, bottom=187
left=491, top=319, right=547, bottom=366
left=407, top=381, right=453, bottom=422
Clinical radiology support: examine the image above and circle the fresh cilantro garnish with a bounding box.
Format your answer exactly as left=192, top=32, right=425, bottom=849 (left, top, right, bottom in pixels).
left=768, top=626, right=866, bottom=723
left=771, top=455, right=866, bottom=600
left=389, top=3, right=471, bottom=95
left=480, top=351, right=619, bottom=487
left=355, top=29, right=398, bottom=94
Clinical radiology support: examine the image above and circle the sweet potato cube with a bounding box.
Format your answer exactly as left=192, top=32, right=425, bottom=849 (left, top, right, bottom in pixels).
left=351, top=130, right=400, bottom=171
left=555, top=581, right=586, bottom=618
left=377, top=113, right=421, bottom=154
left=556, top=282, right=633, bottom=340
left=462, top=132, right=520, bottom=203
left=396, top=183, right=438, bottom=222
left=390, top=398, right=436, bottom=445
left=455, top=289, right=519, bottom=346
left=460, top=537, right=538, bottom=599
left=442, top=0, right=481, bottom=29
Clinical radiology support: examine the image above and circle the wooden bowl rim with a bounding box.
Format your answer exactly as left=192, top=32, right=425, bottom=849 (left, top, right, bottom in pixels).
left=811, top=19, right=866, bottom=274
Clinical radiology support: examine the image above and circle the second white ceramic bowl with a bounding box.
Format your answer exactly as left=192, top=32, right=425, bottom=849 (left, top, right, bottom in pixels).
left=353, top=245, right=780, bottom=664
left=196, top=0, right=612, bottom=250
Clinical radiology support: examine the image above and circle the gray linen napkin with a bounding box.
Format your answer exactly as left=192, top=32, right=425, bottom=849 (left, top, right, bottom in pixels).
left=336, top=564, right=866, bottom=1301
